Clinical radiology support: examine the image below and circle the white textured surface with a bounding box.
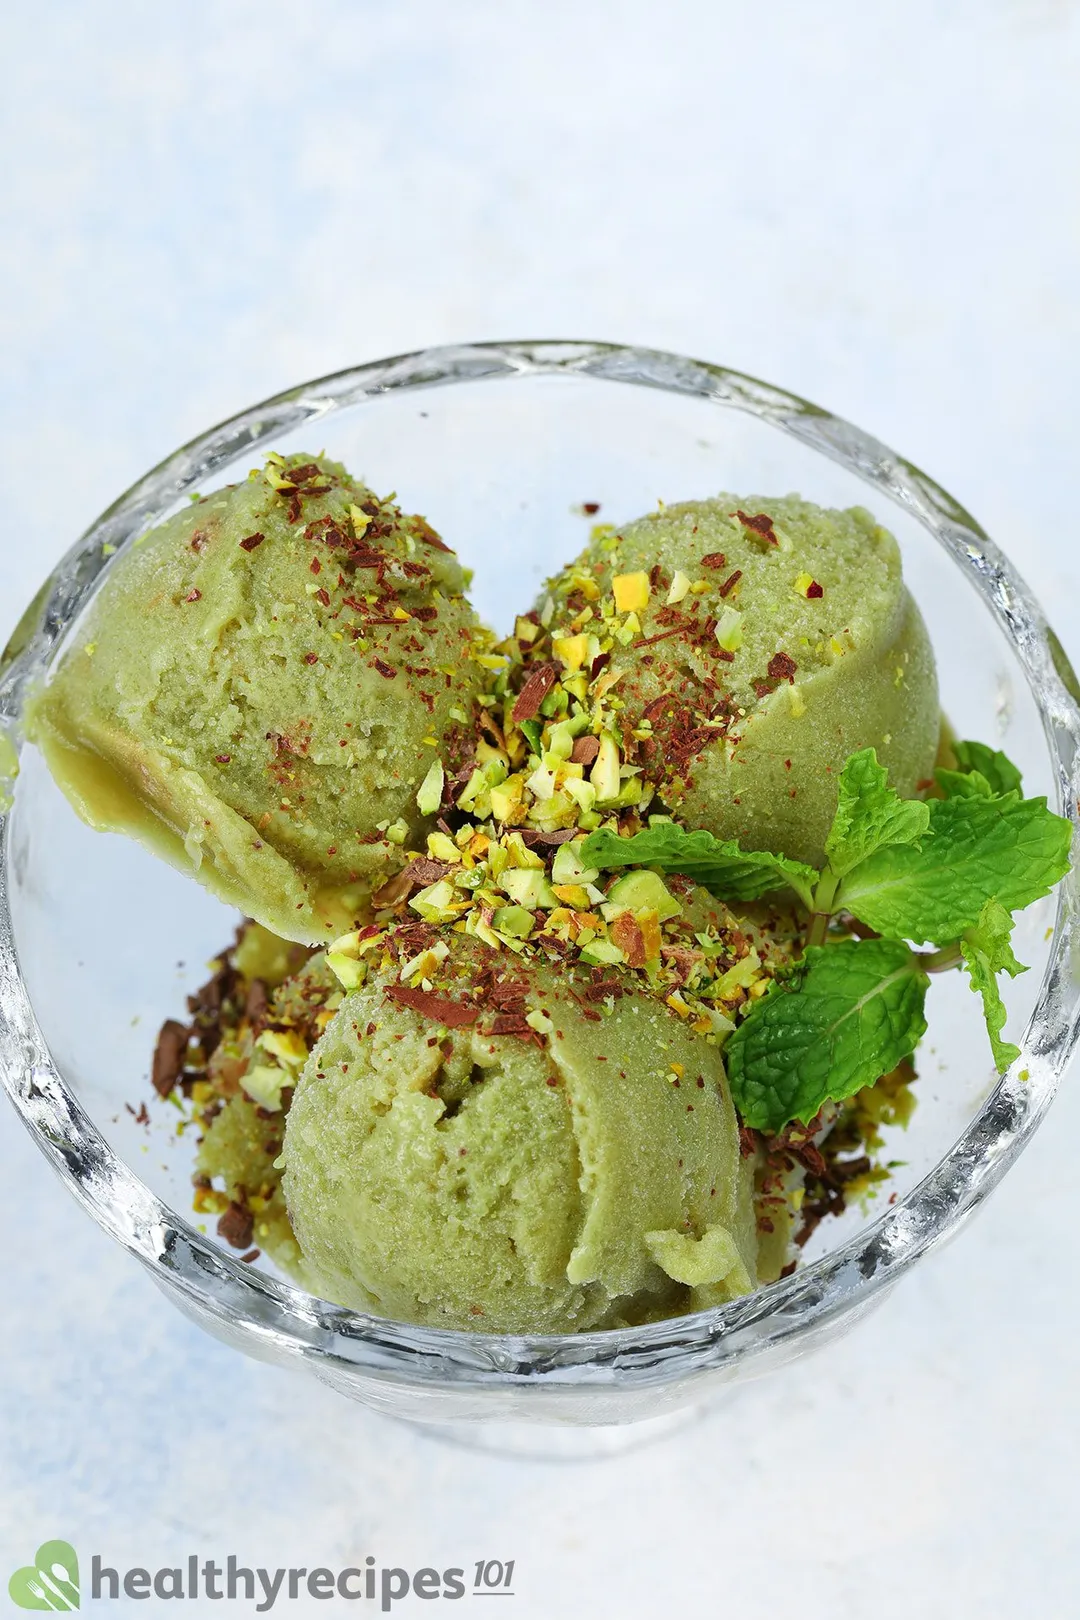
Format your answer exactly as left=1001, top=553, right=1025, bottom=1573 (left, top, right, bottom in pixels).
left=2, top=3, right=1079, bottom=1615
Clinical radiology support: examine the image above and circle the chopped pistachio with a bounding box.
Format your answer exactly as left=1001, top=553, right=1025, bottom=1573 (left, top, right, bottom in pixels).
left=492, top=905, right=535, bottom=939
left=605, top=870, right=682, bottom=921
left=499, top=867, right=557, bottom=910
left=715, top=606, right=743, bottom=652
left=415, top=758, right=445, bottom=817
left=259, top=1029, right=310, bottom=1068
left=553, top=633, right=589, bottom=672
left=490, top=774, right=526, bottom=822
left=612, top=571, right=650, bottom=614
left=551, top=839, right=600, bottom=887
left=579, top=938, right=625, bottom=966
left=426, top=830, right=461, bottom=864
left=590, top=732, right=622, bottom=804
left=242, top=1063, right=289, bottom=1112
left=410, top=879, right=460, bottom=921
left=526, top=761, right=557, bottom=801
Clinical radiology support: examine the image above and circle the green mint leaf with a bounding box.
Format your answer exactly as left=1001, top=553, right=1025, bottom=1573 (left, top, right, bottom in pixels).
left=837, top=791, right=1072, bottom=945
left=952, top=739, right=1023, bottom=797
left=960, top=897, right=1027, bottom=1074
left=934, top=767, right=994, bottom=799
left=823, top=747, right=930, bottom=877
left=725, top=938, right=928, bottom=1133
left=580, top=823, right=818, bottom=909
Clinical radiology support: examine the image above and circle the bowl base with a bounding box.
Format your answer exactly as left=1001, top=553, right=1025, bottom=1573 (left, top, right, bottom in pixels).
left=399, top=1405, right=703, bottom=1462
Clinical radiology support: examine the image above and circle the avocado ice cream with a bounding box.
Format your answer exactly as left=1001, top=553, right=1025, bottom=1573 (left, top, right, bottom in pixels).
left=28, top=453, right=486, bottom=941
left=282, top=937, right=760, bottom=1333
left=541, top=496, right=939, bottom=866
left=133, top=479, right=945, bottom=1340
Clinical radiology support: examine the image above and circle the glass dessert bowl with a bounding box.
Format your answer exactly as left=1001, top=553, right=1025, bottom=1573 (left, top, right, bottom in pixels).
left=2, top=341, right=1078, bottom=1436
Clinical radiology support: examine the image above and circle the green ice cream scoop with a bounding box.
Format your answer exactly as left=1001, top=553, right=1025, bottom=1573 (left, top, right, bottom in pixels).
left=282, top=942, right=759, bottom=1332
left=544, top=496, right=939, bottom=866
left=27, top=455, right=486, bottom=941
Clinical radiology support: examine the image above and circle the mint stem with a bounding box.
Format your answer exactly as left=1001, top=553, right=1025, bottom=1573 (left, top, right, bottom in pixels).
left=917, top=942, right=963, bottom=974
left=805, top=869, right=839, bottom=948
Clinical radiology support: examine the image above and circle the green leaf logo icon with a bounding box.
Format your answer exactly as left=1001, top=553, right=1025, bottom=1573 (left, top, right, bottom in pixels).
left=8, top=1541, right=80, bottom=1610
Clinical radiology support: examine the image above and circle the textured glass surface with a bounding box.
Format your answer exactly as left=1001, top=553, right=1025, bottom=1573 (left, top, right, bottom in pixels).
left=2, top=341, right=1078, bottom=1430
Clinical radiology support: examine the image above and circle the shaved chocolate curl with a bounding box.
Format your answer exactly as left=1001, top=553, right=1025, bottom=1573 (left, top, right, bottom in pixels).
left=734, top=510, right=779, bottom=545
left=385, top=985, right=479, bottom=1027
left=767, top=651, right=798, bottom=683
left=512, top=661, right=561, bottom=723
left=152, top=1019, right=189, bottom=1097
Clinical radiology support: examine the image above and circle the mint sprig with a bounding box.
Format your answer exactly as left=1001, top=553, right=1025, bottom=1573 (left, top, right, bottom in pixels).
left=580, top=823, right=818, bottom=909
left=823, top=748, right=930, bottom=877
left=952, top=739, right=1023, bottom=797
left=582, top=739, right=1071, bottom=1128
left=725, top=939, right=928, bottom=1132
left=959, top=898, right=1027, bottom=1074
left=836, top=790, right=1071, bottom=945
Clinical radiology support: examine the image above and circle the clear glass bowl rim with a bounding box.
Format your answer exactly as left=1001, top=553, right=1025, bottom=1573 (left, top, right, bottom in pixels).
left=2, top=338, right=1079, bottom=1399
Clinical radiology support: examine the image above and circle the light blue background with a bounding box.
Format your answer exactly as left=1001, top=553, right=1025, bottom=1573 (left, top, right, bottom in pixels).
left=2, top=3, right=1079, bottom=1616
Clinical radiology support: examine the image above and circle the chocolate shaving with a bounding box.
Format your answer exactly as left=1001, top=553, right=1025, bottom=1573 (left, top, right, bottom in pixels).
left=512, top=661, right=561, bottom=723
left=349, top=547, right=388, bottom=571
left=518, top=827, right=578, bottom=848
left=739, top=1124, right=763, bottom=1159
left=786, top=1138, right=829, bottom=1180
left=570, top=734, right=600, bottom=766
left=643, top=693, right=677, bottom=723
left=217, top=1202, right=255, bottom=1250
left=767, top=651, right=798, bottom=683
left=403, top=856, right=452, bottom=885
left=411, top=517, right=452, bottom=552
left=734, top=510, right=778, bottom=545
left=371, top=658, right=397, bottom=679
left=637, top=625, right=686, bottom=649
left=487, top=1011, right=534, bottom=1037
left=239, top=532, right=265, bottom=552
left=385, top=985, right=479, bottom=1026
left=832, top=1154, right=873, bottom=1184
left=152, top=1019, right=189, bottom=1097
left=245, top=980, right=269, bottom=1029
left=700, top=552, right=727, bottom=568
left=718, top=569, right=742, bottom=598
